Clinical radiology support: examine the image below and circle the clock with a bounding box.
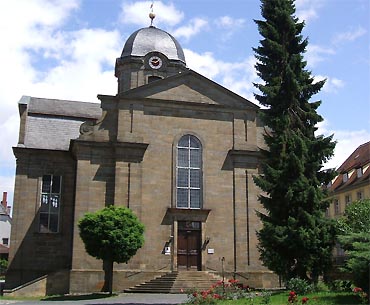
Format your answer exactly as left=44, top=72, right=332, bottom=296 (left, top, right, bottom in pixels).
left=148, top=56, right=163, bottom=69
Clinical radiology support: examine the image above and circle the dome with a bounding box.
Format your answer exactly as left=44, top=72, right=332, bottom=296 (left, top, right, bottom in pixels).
left=121, top=26, right=186, bottom=64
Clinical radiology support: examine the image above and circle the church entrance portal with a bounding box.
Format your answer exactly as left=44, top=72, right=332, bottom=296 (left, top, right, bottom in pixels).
left=177, top=221, right=201, bottom=270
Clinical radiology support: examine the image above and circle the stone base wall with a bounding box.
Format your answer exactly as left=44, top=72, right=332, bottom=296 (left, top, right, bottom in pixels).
left=69, top=269, right=169, bottom=294
left=216, top=271, right=280, bottom=289
left=3, top=270, right=70, bottom=297
left=5, top=269, right=280, bottom=296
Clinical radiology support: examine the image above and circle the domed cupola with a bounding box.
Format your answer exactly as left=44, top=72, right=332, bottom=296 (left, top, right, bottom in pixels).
left=121, top=26, right=186, bottom=63
left=115, top=25, right=187, bottom=94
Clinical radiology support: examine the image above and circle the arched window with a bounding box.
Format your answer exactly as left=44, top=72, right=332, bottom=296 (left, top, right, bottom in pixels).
left=176, top=135, right=202, bottom=209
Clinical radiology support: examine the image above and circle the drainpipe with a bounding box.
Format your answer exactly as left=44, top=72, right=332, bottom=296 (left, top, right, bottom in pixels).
left=232, top=114, right=237, bottom=278
left=232, top=167, right=236, bottom=279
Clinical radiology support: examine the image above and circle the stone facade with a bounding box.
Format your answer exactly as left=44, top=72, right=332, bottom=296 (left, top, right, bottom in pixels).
left=6, top=26, right=278, bottom=294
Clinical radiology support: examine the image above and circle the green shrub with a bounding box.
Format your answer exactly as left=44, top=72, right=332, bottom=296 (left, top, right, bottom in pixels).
left=286, top=278, right=313, bottom=294
left=0, top=258, right=8, bottom=275
left=313, top=280, right=329, bottom=292
left=327, top=280, right=352, bottom=292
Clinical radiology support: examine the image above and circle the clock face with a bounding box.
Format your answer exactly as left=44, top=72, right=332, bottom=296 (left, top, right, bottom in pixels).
left=149, top=56, right=163, bottom=69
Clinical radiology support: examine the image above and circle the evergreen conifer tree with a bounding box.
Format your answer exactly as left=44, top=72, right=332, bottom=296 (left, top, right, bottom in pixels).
left=253, top=0, right=337, bottom=282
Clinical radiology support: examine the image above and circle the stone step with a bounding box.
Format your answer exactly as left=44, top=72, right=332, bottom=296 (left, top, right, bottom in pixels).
left=124, top=271, right=223, bottom=294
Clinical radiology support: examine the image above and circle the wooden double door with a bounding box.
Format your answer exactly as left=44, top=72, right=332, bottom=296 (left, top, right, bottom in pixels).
left=177, top=221, right=201, bottom=270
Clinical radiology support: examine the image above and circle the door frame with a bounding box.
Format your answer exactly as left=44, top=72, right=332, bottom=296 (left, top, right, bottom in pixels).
left=176, top=221, right=201, bottom=270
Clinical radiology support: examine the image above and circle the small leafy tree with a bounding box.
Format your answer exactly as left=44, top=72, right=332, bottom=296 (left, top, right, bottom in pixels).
left=78, top=206, right=144, bottom=294
left=253, top=0, right=337, bottom=283
left=337, top=199, right=370, bottom=293
left=0, top=258, right=8, bottom=275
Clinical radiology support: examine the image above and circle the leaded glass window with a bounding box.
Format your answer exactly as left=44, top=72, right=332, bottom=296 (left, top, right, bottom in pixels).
left=176, top=135, right=202, bottom=209
left=39, top=175, right=61, bottom=233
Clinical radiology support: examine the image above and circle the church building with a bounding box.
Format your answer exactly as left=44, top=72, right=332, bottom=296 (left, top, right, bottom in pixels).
left=6, top=24, right=278, bottom=295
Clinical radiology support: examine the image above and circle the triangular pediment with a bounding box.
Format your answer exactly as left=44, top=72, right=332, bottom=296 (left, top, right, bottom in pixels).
left=121, top=70, right=258, bottom=110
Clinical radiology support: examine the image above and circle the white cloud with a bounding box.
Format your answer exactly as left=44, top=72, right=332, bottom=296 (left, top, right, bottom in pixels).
left=295, top=0, right=324, bottom=23
left=0, top=0, right=81, bottom=167
left=332, top=26, right=367, bottom=45
left=28, top=28, right=121, bottom=102
left=214, top=16, right=246, bottom=42
left=185, top=49, right=221, bottom=79
left=0, top=175, right=15, bottom=211
left=0, top=0, right=122, bottom=208
left=317, top=121, right=370, bottom=170
left=305, top=44, right=335, bottom=67
left=216, top=16, right=245, bottom=28
left=172, top=18, right=208, bottom=40
left=314, top=75, right=345, bottom=93
left=184, top=49, right=258, bottom=102
left=119, top=1, right=184, bottom=27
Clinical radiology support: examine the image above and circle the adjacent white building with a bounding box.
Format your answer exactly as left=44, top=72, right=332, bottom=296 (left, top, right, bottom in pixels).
left=0, top=192, right=11, bottom=261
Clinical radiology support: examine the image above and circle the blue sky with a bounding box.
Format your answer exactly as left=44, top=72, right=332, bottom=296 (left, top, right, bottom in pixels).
left=0, top=0, right=369, bottom=208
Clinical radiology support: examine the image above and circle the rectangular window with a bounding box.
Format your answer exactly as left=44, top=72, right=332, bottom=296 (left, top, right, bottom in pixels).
left=2, top=238, right=9, bottom=245
left=357, top=191, right=363, bottom=200
left=334, top=199, right=340, bottom=215
left=345, top=195, right=351, bottom=206
left=357, top=168, right=363, bottom=178
left=342, top=173, right=348, bottom=183
left=39, top=175, right=61, bottom=233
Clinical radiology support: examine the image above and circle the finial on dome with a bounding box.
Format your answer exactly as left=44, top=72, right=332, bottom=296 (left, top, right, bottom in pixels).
left=149, top=1, right=156, bottom=27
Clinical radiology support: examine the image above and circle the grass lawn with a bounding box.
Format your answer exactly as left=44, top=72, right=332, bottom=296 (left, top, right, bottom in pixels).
left=200, top=291, right=361, bottom=305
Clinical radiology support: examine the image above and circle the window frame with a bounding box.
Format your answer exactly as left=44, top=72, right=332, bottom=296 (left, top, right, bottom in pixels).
left=345, top=194, right=351, bottom=206
left=342, top=173, right=348, bottom=183
left=334, top=198, right=340, bottom=215
left=175, top=134, right=203, bottom=209
left=39, top=174, right=62, bottom=233
left=357, top=168, right=363, bottom=178
left=357, top=191, right=364, bottom=200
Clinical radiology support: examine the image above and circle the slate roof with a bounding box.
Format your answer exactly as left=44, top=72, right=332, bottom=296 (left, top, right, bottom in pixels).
left=121, top=26, right=186, bottom=63
left=19, top=96, right=101, bottom=151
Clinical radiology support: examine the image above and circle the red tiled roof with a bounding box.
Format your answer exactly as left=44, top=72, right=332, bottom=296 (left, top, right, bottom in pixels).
left=337, top=141, right=370, bottom=173
left=0, top=244, right=9, bottom=254
left=329, top=141, right=370, bottom=192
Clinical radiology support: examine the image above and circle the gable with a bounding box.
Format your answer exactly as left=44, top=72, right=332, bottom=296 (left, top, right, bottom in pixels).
left=122, top=70, right=259, bottom=110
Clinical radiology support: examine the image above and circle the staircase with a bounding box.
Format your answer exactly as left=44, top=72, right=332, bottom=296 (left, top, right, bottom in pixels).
left=124, top=271, right=223, bottom=293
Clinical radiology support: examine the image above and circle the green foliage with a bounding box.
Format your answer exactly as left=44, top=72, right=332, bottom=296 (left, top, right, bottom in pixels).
left=78, top=205, right=144, bottom=293
left=286, top=277, right=313, bottom=295
left=313, top=280, right=329, bottom=292
left=337, top=199, right=370, bottom=234
left=198, top=291, right=361, bottom=304
left=337, top=199, right=370, bottom=293
left=78, top=205, right=144, bottom=264
left=327, top=280, right=352, bottom=292
left=0, top=258, right=7, bottom=275
left=185, top=279, right=272, bottom=304
left=252, top=0, right=336, bottom=282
